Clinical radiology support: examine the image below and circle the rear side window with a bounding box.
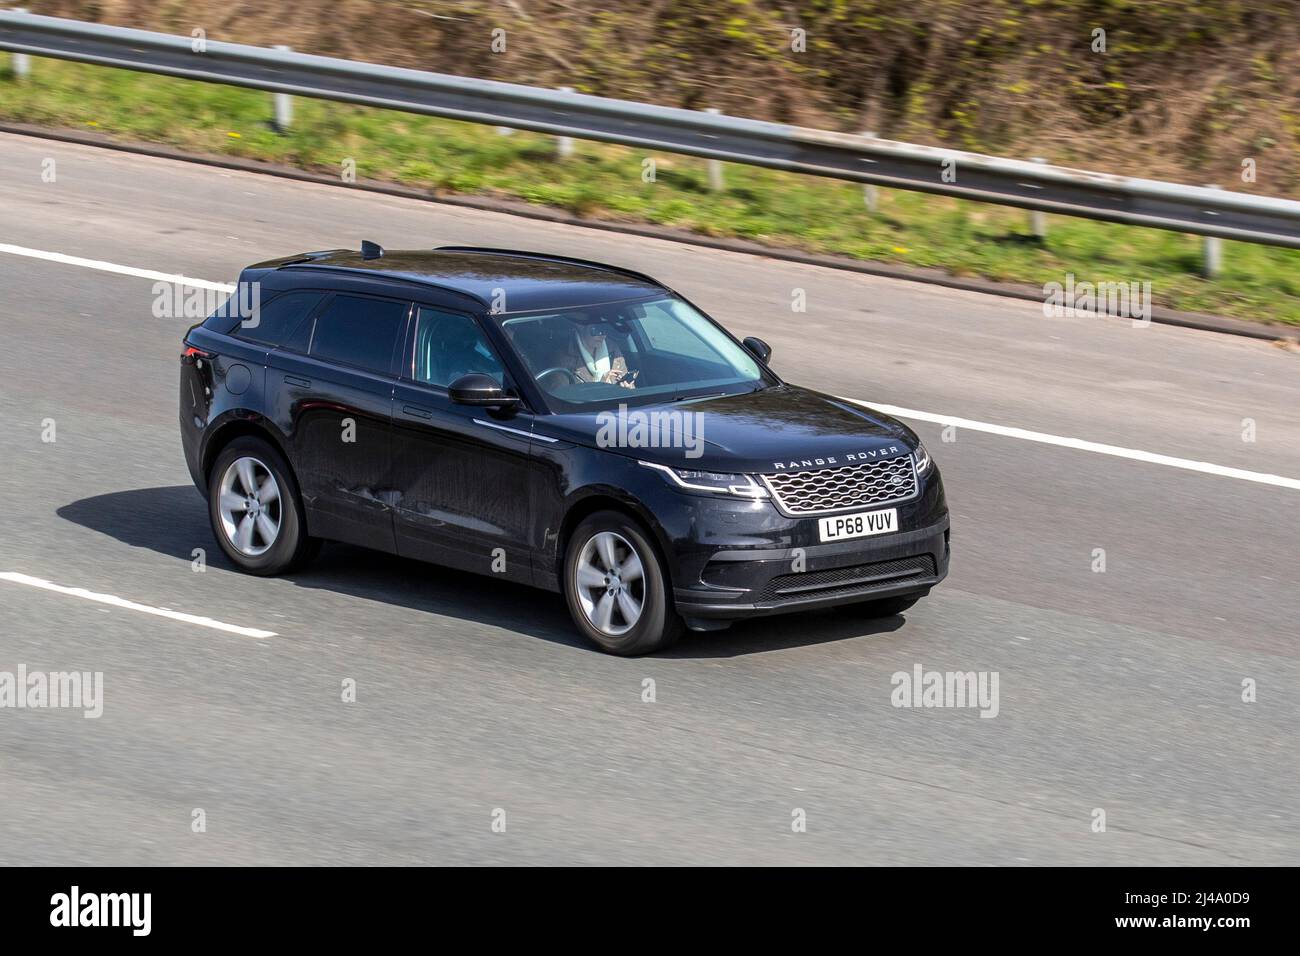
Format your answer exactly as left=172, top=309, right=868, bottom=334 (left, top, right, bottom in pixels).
left=307, top=294, right=408, bottom=374
left=231, top=291, right=323, bottom=346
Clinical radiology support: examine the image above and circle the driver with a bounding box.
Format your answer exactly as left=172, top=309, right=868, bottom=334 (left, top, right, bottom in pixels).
left=566, top=322, right=635, bottom=388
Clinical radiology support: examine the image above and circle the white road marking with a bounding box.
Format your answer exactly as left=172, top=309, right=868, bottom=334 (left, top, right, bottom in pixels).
left=0, top=572, right=277, bottom=638
left=0, top=243, right=234, bottom=293
left=844, top=397, right=1300, bottom=491
left=0, top=242, right=1295, bottom=492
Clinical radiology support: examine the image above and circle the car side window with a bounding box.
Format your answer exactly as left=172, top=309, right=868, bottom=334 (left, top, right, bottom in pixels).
left=306, top=294, right=409, bottom=375
left=411, top=306, right=503, bottom=388
left=230, top=291, right=323, bottom=346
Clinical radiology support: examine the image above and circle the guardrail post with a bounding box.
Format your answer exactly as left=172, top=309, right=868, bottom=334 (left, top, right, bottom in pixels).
left=10, top=8, right=30, bottom=81
left=861, top=131, right=879, bottom=212
left=1203, top=185, right=1223, bottom=279
left=556, top=87, right=575, bottom=159
left=1030, top=157, right=1048, bottom=240
left=272, top=45, right=293, bottom=132
left=706, top=108, right=725, bottom=192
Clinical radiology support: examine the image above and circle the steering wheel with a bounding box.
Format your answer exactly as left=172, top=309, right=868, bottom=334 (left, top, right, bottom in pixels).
left=535, top=366, right=581, bottom=389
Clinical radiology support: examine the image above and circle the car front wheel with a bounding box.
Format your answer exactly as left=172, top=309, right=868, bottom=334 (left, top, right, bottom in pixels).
left=564, top=511, right=682, bottom=655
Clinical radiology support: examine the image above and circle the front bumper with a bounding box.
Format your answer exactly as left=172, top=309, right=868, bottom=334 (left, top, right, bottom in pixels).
left=673, top=515, right=949, bottom=619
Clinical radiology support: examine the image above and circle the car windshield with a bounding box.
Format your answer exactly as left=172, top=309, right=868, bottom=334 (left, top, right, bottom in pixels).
left=497, top=295, right=770, bottom=412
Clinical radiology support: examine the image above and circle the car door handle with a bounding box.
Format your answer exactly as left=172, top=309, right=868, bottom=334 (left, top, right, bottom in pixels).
left=284, top=375, right=312, bottom=388
left=402, top=403, right=433, bottom=420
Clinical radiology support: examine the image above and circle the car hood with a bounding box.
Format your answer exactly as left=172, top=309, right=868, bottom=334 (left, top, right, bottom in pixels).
left=536, top=385, right=917, bottom=474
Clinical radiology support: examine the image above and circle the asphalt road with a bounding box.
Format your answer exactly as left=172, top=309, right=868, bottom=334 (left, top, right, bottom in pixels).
left=0, top=131, right=1297, bottom=865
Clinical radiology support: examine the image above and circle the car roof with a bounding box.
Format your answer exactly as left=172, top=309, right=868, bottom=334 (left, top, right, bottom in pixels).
left=248, top=246, right=668, bottom=314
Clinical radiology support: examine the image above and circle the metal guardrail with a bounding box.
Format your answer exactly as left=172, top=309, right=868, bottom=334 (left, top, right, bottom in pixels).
left=4, top=10, right=1300, bottom=249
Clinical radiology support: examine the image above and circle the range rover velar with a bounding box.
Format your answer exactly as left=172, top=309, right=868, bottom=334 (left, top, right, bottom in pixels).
left=180, top=244, right=950, bottom=654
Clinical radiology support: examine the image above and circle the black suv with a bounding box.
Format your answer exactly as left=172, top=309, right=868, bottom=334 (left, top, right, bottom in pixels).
left=180, top=244, right=949, bottom=654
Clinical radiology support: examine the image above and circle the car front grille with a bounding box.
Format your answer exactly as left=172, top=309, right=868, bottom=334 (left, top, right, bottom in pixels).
left=760, top=454, right=918, bottom=516
left=759, top=554, right=937, bottom=602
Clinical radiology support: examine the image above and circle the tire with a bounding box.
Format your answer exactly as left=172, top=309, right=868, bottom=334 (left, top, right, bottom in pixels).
left=563, top=510, right=683, bottom=655
left=843, top=594, right=922, bottom=617
left=207, top=436, right=319, bottom=575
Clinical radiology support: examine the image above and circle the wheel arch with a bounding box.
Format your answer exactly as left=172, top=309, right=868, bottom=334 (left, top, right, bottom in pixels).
left=200, top=414, right=293, bottom=491
left=557, top=491, right=677, bottom=593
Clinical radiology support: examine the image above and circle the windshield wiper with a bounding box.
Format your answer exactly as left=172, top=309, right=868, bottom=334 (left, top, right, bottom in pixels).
left=669, top=391, right=728, bottom=403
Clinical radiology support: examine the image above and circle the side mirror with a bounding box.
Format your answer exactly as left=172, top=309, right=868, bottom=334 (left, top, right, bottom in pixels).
left=742, top=336, right=772, bottom=364
left=448, top=373, right=521, bottom=409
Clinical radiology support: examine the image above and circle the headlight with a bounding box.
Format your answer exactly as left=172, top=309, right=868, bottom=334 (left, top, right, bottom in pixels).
left=913, top=442, right=931, bottom=475
left=640, top=461, right=768, bottom=499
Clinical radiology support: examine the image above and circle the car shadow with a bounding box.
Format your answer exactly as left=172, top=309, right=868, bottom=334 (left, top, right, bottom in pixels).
left=661, top=610, right=904, bottom=659
left=57, top=486, right=907, bottom=658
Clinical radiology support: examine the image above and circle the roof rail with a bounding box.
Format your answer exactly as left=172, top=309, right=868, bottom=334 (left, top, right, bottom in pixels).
left=434, top=246, right=666, bottom=290
left=273, top=262, right=492, bottom=307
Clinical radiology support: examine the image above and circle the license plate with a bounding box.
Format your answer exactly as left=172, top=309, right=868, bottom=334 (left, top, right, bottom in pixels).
left=818, top=508, right=898, bottom=542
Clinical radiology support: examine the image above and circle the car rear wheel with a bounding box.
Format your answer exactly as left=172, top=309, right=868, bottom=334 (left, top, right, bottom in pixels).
left=208, top=436, right=319, bottom=575
left=564, top=511, right=682, bottom=655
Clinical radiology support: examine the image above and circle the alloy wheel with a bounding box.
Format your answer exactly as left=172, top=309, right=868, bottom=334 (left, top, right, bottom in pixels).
left=217, top=456, right=283, bottom=557
left=574, top=530, right=646, bottom=636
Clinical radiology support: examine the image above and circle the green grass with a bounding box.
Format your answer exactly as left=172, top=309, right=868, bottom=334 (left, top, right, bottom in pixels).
left=5, top=56, right=1300, bottom=328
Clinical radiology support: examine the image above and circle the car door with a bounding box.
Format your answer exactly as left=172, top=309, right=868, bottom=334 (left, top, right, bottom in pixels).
left=390, top=303, right=540, bottom=585
left=268, top=291, right=410, bottom=553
